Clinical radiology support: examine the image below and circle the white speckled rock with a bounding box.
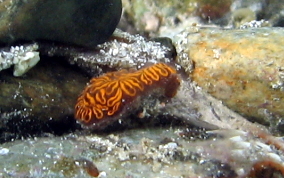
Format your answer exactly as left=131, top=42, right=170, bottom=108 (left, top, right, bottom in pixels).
left=0, top=127, right=283, bottom=177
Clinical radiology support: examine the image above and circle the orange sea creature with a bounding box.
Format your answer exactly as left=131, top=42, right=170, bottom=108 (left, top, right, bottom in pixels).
left=76, top=158, right=100, bottom=177
left=246, top=159, right=284, bottom=178
left=75, top=63, right=180, bottom=128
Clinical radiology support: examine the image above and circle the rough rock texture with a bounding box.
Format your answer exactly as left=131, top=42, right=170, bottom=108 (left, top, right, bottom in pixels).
left=0, top=35, right=177, bottom=142
left=0, top=127, right=283, bottom=177
left=119, top=0, right=284, bottom=36
left=0, top=56, right=88, bottom=142
left=173, top=27, right=284, bottom=130
left=1, top=27, right=283, bottom=143
left=120, top=0, right=199, bottom=35
left=0, top=0, right=122, bottom=48
left=0, top=0, right=284, bottom=177
left=39, top=29, right=281, bottom=133
left=232, top=0, right=284, bottom=27
left=38, top=30, right=178, bottom=76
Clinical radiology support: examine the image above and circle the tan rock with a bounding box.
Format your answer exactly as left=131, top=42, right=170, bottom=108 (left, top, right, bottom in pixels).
left=174, top=27, right=284, bottom=126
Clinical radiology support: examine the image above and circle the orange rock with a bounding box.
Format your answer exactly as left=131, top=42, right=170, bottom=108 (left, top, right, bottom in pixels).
left=175, top=27, right=284, bottom=128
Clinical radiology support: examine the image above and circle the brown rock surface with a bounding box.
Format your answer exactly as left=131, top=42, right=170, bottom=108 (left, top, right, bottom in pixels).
left=0, top=57, right=88, bottom=142
left=174, top=27, right=284, bottom=127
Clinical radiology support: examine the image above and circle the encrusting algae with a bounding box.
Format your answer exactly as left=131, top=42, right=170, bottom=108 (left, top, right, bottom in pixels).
left=75, top=63, right=180, bottom=129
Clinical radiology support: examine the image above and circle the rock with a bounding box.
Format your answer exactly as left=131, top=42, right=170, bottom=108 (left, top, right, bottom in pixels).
left=0, top=32, right=180, bottom=142
left=0, top=55, right=89, bottom=142
left=231, top=8, right=257, bottom=28
left=1, top=30, right=273, bottom=142
left=232, top=0, right=284, bottom=27
left=173, top=27, right=284, bottom=129
left=0, top=31, right=177, bottom=142
left=196, top=0, right=232, bottom=21
left=120, top=0, right=199, bottom=35
left=38, top=30, right=179, bottom=75
left=1, top=1, right=284, bottom=177
left=0, top=127, right=283, bottom=177
left=0, top=0, right=122, bottom=48
left=40, top=30, right=274, bottom=133
left=120, top=0, right=284, bottom=37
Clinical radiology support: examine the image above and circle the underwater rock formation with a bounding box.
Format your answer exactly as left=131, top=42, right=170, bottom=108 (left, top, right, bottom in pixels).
left=1, top=27, right=284, bottom=142
left=0, top=127, right=283, bottom=177
left=0, top=0, right=122, bottom=48
left=0, top=33, right=177, bottom=142
left=0, top=56, right=89, bottom=142
left=1, top=1, right=284, bottom=177
left=173, top=27, right=284, bottom=132
left=120, top=0, right=284, bottom=37
left=38, top=30, right=178, bottom=75
left=196, top=0, right=232, bottom=21
left=232, top=0, right=284, bottom=27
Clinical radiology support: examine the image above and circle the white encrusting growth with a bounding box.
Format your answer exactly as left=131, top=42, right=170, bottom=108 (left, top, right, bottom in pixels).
left=0, top=43, right=40, bottom=76
left=72, top=29, right=174, bottom=70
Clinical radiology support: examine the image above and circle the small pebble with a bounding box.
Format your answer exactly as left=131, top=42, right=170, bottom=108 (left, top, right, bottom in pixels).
left=0, top=148, right=9, bottom=155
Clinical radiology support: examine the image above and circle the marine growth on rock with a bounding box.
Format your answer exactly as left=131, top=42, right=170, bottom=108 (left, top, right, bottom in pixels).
left=0, top=43, right=39, bottom=76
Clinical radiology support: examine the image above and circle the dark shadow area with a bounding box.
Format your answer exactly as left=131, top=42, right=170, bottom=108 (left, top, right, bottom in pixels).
left=0, top=55, right=89, bottom=143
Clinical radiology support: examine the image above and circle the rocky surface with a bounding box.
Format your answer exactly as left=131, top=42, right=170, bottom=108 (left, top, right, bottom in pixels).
left=1, top=127, right=284, bottom=178
left=1, top=0, right=284, bottom=177
left=0, top=0, right=122, bottom=48
left=36, top=28, right=284, bottom=133
left=0, top=55, right=88, bottom=142
left=120, top=0, right=284, bottom=36
left=0, top=32, right=243, bottom=141
left=0, top=33, right=178, bottom=142
left=232, top=0, right=284, bottom=27
left=173, top=27, right=284, bottom=132
left=38, top=30, right=178, bottom=76
left=1, top=28, right=284, bottom=177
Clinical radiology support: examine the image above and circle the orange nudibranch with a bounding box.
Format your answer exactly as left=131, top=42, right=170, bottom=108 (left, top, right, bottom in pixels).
left=74, top=63, right=180, bottom=128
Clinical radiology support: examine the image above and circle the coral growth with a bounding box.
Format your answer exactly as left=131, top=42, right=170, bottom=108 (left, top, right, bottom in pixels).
left=0, top=43, right=39, bottom=76
left=75, top=63, right=180, bottom=128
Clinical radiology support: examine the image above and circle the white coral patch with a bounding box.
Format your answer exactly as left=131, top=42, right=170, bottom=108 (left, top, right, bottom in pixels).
left=13, top=51, right=40, bottom=76
left=0, top=43, right=40, bottom=77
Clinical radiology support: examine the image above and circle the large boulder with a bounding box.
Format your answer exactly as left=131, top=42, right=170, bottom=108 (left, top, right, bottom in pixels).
left=0, top=0, right=122, bottom=48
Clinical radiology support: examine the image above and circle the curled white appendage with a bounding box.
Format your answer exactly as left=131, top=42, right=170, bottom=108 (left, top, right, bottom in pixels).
left=0, top=43, right=40, bottom=76
left=13, top=51, right=40, bottom=76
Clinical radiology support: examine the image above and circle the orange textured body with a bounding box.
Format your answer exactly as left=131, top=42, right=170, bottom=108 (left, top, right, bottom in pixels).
left=75, top=63, right=180, bottom=127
